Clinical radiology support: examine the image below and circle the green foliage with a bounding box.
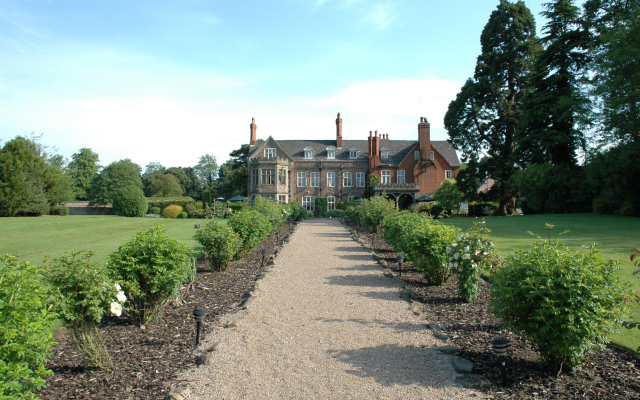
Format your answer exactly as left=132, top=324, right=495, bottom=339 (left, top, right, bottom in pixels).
left=228, top=210, right=273, bottom=257
left=162, top=204, right=183, bottom=219
left=150, top=174, right=184, bottom=197
left=433, top=179, right=464, bottom=215
left=68, top=148, right=101, bottom=201
left=184, top=203, right=196, bottom=216
left=194, top=154, right=219, bottom=192
left=178, top=212, right=188, bottom=219
left=365, top=175, right=380, bottom=198
left=213, top=144, right=249, bottom=200
left=49, top=205, right=69, bottom=216
left=194, top=221, right=239, bottom=270
left=43, top=154, right=74, bottom=206
left=146, top=196, right=195, bottom=212
left=166, top=167, right=200, bottom=200
left=88, top=159, right=143, bottom=206
left=326, top=209, right=346, bottom=218
left=359, top=196, right=397, bottom=232
left=112, top=186, right=148, bottom=217
left=345, top=204, right=363, bottom=225
left=149, top=207, right=161, bottom=215
left=253, top=196, right=286, bottom=227
left=445, top=0, right=539, bottom=215
left=141, top=162, right=166, bottom=197
left=455, top=161, right=482, bottom=202
left=285, top=201, right=309, bottom=221
left=315, top=197, right=328, bottom=217
left=46, top=251, right=123, bottom=370
left=513, top=164, right=592, bottom=214
left=337, top=199, right=360, bottom=210
left=446, top=221, right=501, bottom=302
left=201, top=190, right=212, bottom=206
left=107, top=226, right=192, bottom=324
left=0, top=255, right=56, bottom=399
left=467, top=201, right=498, bottom=217
left=491, top=241, right=627, bottom=372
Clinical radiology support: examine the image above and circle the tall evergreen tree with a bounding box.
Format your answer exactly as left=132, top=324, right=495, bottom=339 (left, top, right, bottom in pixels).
left=445, top=0, right=539, bottom=215
left=517, top=0, right=591, bottom=165
left=68, top=148, right=101, bottom=200
left=213, top=144, right=249, bottom=200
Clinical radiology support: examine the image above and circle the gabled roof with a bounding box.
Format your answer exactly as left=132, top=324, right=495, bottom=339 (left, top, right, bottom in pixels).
left=247, top=136, right=292, bottom=161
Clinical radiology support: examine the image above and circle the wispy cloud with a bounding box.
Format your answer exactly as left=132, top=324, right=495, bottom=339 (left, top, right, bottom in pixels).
left=363, top=3, right=398, bottom=30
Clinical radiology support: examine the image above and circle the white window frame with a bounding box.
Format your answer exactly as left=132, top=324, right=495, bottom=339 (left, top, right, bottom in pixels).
left=302, top=196, right=314, bottom=211
left=430, top=151, right=435, bottom=160
left=304, top=148, right=313, bottom=159
left=381, top=150, right=389, bottom=159
left=414, top=151, right=420, bottom=160
left=349, top=150, right=358, bottom=159
left=297, top=172, right=307, bottom=187
left=264, top=148, right=276, bottom=159
left=310, top=172, right=319, bottom=187
left=327, top=150, right=335, bottom=159
left=445, top=170, right=452, bottom=180
left=261, top=168, right=275, bottom=185
left=397, top=170, right=405, bottom=184
left=356, top=172, right=365, bottom=187
left=327, top=171, right=335, bottom=187
left=278, top=168, right=287, bottom=185
left=343, top=172, right=352, bottom=187
left=381, top=170, right=391, bottom=184
left=278, top=194, right=287, bottom=204
left=327, top=196, right=336, bottom=210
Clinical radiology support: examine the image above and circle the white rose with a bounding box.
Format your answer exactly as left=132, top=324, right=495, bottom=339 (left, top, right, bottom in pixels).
left=454, top=262, right=458, bottom=268
left=117, top=291, right=127, bottom=303
left=446, top=247, right=451, bottom=254
left=454, top=253, right=459, bottom=260
left=452, top=243, right=458, bottom=247
left=464, top=246, right=470, bottom=252
left=114, top=283, right=121, bottom=291
left=110, top=302, right=122, bottom=317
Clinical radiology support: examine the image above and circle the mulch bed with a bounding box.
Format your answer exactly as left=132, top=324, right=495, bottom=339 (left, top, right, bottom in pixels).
left=37, top=222, right=296, bottom=400
left=348, top=222, right=640, bottom=400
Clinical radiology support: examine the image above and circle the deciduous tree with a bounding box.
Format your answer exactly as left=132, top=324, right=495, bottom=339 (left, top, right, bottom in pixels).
left=68, top=148, right=101, bottom=200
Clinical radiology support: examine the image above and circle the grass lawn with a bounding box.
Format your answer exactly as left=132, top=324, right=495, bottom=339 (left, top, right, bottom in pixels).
left=0, top=215, right=218, bottom=266
left=443, top=213, right=640, bottom=354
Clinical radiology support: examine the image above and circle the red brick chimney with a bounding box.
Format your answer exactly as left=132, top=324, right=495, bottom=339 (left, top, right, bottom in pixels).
left=250, top=118, right=257, bottom=146
left=418, top=117, right=430, bottom=160
left=336, top=112, right=343, bottom=148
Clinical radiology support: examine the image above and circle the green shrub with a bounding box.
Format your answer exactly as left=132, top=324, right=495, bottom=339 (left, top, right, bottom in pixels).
left=0, top=255, right=56, bottom=399
left=404, top=218, right=460, bottom=285
left=195, top=201, right=204, bottom=210
left=112, top=186, right=148, bottom=217
left=337, top=199, right=360, bottom=210
left=345, top=204, right=363, bottom=225
left=49, top=204, right=69, bottom=216
left=468, top=201, right=498, bottom=217
left=146, top=196, right=195, bottom=212
left=46, top=251, right=124, bottom=371
left=149, top=206, right=161, bottom=215
left=228, top=210, right=273, bottom=257
left=107, top=226, right=192, bottom=324
left=382, top=211, right=425, bottom=254
left=253, top=196, right=285, bottom=227
left=326, top=209, right=346, bottom=218
left=185, top=203, right=196, bottom=216
left=178, top=211, right=188, bottom=218
left=433, top=179, right=463, bottom=215
left=194, top=221, right=239, bottom=270
left=446, top=221, right=500, bottom=302
left=228, top=200, right=249, bottom=213
left=201, top=189, right=212, bottom=205
left=191, top=209, right=206, bottom=218
left=491, top=241, right=627, bottom=373
left=286, top=201, right=309, bottom=221
left=315, top=197, right=328, bottom=217
left=620, top=198, right=637, bottom=217
left=360, top=197, right=397, bottom=232
left=162, top=204, right=183, bottom=218
left=592, top=196, right=614, bottom=214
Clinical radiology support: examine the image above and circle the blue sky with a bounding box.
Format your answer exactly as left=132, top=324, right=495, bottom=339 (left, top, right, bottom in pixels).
left=1, top=0, right=563, bottom=169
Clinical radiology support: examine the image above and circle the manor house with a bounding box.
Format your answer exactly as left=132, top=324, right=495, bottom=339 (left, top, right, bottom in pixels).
left=246, top=113, right=460, bottom=210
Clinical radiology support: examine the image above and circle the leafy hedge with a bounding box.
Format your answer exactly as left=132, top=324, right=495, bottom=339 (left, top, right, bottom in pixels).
left=194, top=221, right=239, bottom=270
left=326, top=209, right=346, bottom=218
left=228, top=210, right=273, bottom=257
left=315, top=197, right=328, bottom=217
left=146, top=197, right=195, bottom=213
left=113, top=187, right=148, bottom=217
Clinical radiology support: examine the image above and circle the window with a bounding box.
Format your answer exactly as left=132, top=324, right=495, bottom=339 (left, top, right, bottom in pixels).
left=261, top=168, right=275, bottom=185
left=310, top=172, right=319, bottom=187
left=445, top=170, right=452, bottom=179
left=349, top=148, right=358, bottom=159
left=278, top=195, right=287, bottom=204
left=302, top=196, right=314, bottom=211
left=252, top=168, right=259, bottom=186
left=356, top=172, right=365, bottom=187
left=264, top=148, right=276, bottom=159
left=304, top=147, right=314, bottom=159
left=327, top=150, right=335, bottom=159
left=327, top=196, right=336, bottom=210
left=397, top=170, right=405, bottom=184
left=415, top=151, right=420, bottom=160
left=348, top=196, right=355, bottom=201
left=327, top=171, right=335, bottom=187
left=278, top=168, right=286, bottom=185
left=430, top=151, right=435, bottom=160
left=381, top=170, right=391, bottom=184
left=343, top=172, right=352, bottom=187
left=297, top=172, right=306, bottom=187
left=381, top=150, right=389, bottom=159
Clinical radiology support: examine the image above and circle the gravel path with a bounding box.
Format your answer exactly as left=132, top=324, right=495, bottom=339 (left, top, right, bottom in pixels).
left=176, top=219, right=480, bottom=399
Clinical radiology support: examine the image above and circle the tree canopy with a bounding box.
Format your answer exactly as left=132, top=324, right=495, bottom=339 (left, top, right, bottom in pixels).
left=88, top=159, right=143, bottom=206
left=68, top=148, right=101, bottom=200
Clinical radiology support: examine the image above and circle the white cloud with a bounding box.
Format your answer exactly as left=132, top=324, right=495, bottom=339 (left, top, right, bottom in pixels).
left=362, top=3, right=398, bottom=30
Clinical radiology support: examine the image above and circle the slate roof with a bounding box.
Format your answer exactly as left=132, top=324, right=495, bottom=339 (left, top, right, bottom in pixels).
left=249, top=138, right=460, bottom=168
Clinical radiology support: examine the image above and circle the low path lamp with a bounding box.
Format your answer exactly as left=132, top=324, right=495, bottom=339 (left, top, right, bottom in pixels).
left=491, top=337, right=510, bottom=386
left=276, top=232, right=280, bottom=246
left=396, top=255, right=405, bottom=276
left=193, top=307, right=208, bottom=347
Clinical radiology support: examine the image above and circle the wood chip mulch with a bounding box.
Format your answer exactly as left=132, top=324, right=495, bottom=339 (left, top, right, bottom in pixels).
left=350, top=222, right=640, bottom=400
left=37, top=222, right=296, bottom=400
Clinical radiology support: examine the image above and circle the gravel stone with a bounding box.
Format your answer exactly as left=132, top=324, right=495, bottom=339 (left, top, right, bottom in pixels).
left=452, top=356, right=474, bottom=374
left=176, top=219, right=479, bottom=399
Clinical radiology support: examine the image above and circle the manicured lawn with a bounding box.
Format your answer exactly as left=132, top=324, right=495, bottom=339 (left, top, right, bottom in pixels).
left=443, top=213, right=640, bottom=354
left=0, top=215, right=217, bottom=266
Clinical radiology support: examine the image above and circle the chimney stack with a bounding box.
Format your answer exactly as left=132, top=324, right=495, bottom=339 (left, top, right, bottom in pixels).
left=336, top=112, right=343, bottom=148
left=418, top=116, right=430, bottom=161
left=250, top=118, right=257, bottom=146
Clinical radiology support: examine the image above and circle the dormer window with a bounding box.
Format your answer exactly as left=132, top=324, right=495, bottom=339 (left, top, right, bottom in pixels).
left=349, top=147, right=358, bottom=159
left=264, top=148, right=276, bottom=159
left=380, top=146, right=389, bottom=159
left=326, top=145, right=336, bottom=160
left=304, top=146, right=314, bottom=159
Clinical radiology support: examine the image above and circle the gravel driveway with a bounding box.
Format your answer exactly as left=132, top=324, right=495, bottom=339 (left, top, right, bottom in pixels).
left=175, top=218, right=479, bottom=399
